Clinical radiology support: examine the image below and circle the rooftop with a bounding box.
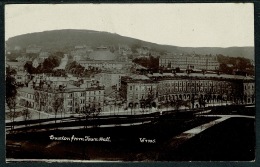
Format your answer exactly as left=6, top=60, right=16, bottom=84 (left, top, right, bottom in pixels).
left=78, top=60, right=130, bottom=64
left=147, top=73, right=254, bottom=81
left=89, top=49, right=117, bottom=61
left=6, top=61, right=25, bottom=66
left=18, top=87, right=35, bottom=94
left=121, top=74, right=154, bottom=83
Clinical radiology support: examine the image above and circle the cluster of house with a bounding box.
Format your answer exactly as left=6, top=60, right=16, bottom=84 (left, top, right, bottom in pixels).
left=6, top=44, right=255, bottom=115
left=16, top=70, right=255, bottom=115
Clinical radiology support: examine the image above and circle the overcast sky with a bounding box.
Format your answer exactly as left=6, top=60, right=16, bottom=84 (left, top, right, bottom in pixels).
left=5, top=3, right=254, bottom=47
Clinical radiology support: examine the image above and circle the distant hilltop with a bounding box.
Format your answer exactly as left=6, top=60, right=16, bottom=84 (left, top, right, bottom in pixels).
left=6, top=29, right=254, bottom=60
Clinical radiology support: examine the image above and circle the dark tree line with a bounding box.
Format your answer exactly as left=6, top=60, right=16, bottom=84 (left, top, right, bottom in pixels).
left=6, top=67, right=17, bottom=129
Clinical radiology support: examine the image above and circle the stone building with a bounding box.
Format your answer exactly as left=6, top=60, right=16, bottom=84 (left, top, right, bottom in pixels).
left=120, top=74, right=157, bottom=108
left=17, top=87, right=35, bottom=109
left=243, top=80, right=255, bottom=104
left=120, top=71, right=254, bottom=110
left=78, top=46, right=131, bottom=71
left=159, top=53, right=219, bottom=71
left=33, top=83, right=105, bottom=114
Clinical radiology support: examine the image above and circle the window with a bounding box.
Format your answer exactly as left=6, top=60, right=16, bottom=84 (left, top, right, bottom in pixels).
left=68, top=100, right=73, bottom=105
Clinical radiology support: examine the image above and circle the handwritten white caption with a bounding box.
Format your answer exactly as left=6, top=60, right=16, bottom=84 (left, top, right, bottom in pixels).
left=49, top=135, right=111, bottom=142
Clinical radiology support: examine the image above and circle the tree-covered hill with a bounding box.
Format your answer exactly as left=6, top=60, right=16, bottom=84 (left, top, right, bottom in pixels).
left=6, top=29, right=254, bottom=60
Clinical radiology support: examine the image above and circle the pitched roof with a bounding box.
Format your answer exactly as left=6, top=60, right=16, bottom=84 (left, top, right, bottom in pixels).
left=6, top=61, right=25, bottom=67
left=18, top=87, right=35, bottom=94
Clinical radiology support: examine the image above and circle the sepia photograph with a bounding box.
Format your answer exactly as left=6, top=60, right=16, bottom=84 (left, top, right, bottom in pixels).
left=5, top=3, right=255, bottom=162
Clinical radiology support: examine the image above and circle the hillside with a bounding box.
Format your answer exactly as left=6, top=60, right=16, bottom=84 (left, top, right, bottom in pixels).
left=6, top=29, right=254, bottom=60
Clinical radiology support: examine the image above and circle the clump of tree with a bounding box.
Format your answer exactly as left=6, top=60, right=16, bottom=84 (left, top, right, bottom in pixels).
left=6, top=67, right=17, bottom=129
left=24, top=62, right=35, bottom=74
left=65, top=61, right=85, bottom=76
left=53, top=69, right=67, bottom=77
left=24, top=52, right=64, bottom=74
left=217, top=54, right=254, bottom=75
left=133, top=56, right=159, bottom=69
left=41, top=53, right=63, bottom=73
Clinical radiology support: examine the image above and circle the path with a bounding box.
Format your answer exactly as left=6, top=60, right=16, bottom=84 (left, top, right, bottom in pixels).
left=165, top=114, right=255, bottom=149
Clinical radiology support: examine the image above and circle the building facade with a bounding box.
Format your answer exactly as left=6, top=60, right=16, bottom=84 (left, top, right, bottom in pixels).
left=243, top=80, right=255, bottom=104
left=120, top=75, right=157, bottom=108
left=6, top=62, right=25, bottom=72
left=120, top=72, right=254, bottom=109
left=78, top=60, right=131, bottom=71
left=159, top=54, right=219, bottom=71
left=15, top=72, right=31, bottom=86
left=33, top=84, right=105, bottom=114
left=95, top=72, right=128, bottom=90
left=17, top=87, right=35, bottom=109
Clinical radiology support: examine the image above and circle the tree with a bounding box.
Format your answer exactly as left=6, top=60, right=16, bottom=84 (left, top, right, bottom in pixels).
left=52, top=93, right=64, bottom=124
left=199, top=97, right=206, bottom=108
left=34, top=91, right=40, bottom=110
left=22, top=108, right=32, bottom=126
left=133, top=56, right=159, bottom=70
left=81, top=106, right=92, bottom=129
left=92, top=107, right=102, bottom=128
left=7, top=97, right=17, bottom=130
left=6, top=67, right=17, bottom=130
left=92, top=107, right=101, bottom=117
left=65, top=61, right=85, bottom=76
left=173, top=100, right=182, bottom=112
left=24, top=62, right=34, bottom=74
